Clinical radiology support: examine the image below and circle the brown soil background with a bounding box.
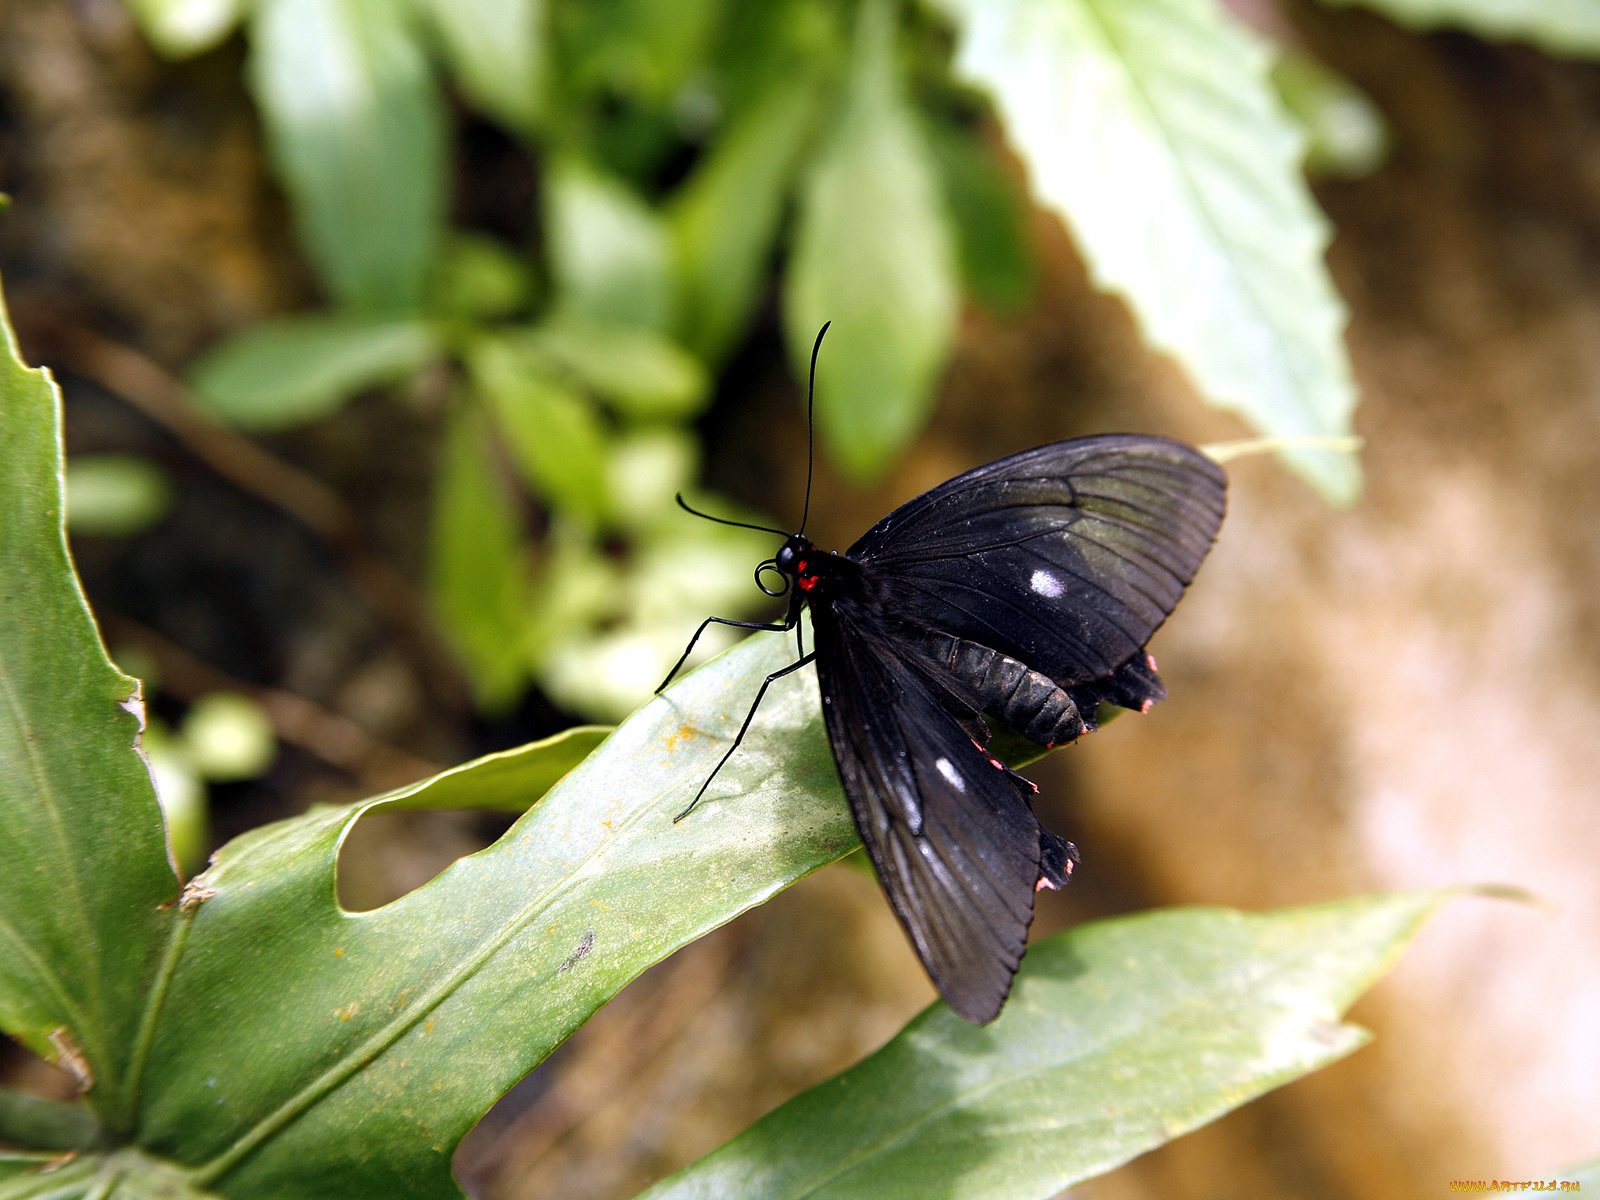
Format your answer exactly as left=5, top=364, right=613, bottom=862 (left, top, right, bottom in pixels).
left=1, top=1, right=1597, bottom=1196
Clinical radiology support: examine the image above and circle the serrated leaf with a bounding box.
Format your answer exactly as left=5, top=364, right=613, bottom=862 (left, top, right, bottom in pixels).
left=126, top=0, right=246, bottom=58
left=0, top=286, right=179, bottom=1133
left=469, top=335, right=610, bottom=522
left=428, top=403, right=528, bottom=711
left=525, top=316, right=709, bottom=420
left=119, top=632, right=852, bottom=1199
left=935, top=0, right=1362, bottom=503
left=413, top=0, right=546, bottom=135
left=1323, top=0, right=1600, bottom=57
left=1272, top=49, right=1389, bottom=180
left=544, top=158, right=674, bottom=332
left=784, top=0, right=960, bottom=484
left=190, top=315, right=440, bottom=430
left=670, top=74, right=822, bottom=363
left=250, top=0, right=447, bottom=314
left=643, top=892, right=1444, bottom=1200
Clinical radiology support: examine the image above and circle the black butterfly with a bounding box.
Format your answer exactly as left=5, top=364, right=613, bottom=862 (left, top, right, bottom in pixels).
left=664, top=330, right=1226, bottom=1023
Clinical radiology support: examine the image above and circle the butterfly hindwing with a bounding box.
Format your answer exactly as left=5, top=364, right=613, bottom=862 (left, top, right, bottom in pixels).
left=812, top=599, right=1047, bottom=1024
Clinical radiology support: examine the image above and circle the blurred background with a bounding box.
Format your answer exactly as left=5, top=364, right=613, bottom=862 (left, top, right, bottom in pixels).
left=0, top=0, right=1597, bottom=1195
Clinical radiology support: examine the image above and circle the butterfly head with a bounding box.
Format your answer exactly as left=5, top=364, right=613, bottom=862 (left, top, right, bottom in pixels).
left=768, top=533, right=821, bottom=594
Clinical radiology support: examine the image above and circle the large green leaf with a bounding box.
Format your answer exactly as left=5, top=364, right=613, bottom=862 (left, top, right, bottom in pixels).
left=1322, top=0, right=1600, bottom=57
left=123, top=631, right=851, bottom=1199
left=381, top=726, right=611, bottom=813
left=427, top=403, right=528, bottom=711
left=643, top=892, right=1442, bottom=1200
left=935, top=0, right=1361, bottom=504
left=0, top=288, right=179, bottom=1133
left=784, top=0, right=960, bottom=484
left=250, top=0, right=447, bottom=314
left=126, top=0, right=247, bottom=57
left=670, top=75, right=822, bottom=363
left=413, top=0, right=547, bottom=135
left=190, top=315, right=440, bottom=431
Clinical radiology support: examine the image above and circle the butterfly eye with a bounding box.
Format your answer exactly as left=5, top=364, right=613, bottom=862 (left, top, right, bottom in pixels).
left=755, top=559, right=790, bottom=597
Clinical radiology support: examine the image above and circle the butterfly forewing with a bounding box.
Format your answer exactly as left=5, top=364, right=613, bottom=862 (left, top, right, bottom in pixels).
left=848, top=436, right=1226, bottom=687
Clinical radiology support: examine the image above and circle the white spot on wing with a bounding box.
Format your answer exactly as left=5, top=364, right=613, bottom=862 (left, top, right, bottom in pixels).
left=1030, top=569, right=1064, bottom=598
left=935, top=757, right=966, bottom=792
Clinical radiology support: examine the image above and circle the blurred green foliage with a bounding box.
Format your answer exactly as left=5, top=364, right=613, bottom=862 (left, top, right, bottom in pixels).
left=133, top=0, right=1595, bottom=718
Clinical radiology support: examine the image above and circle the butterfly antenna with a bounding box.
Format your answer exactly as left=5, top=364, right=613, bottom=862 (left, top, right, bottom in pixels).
left=799, top=321, right=830, bottom=536
left=674, top=493, right=787, bottom=537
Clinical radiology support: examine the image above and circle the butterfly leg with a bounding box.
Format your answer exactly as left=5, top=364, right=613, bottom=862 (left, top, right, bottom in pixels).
left=657, top=615, right=794, bottom=693
left=673, top=652, right=817, bottom=822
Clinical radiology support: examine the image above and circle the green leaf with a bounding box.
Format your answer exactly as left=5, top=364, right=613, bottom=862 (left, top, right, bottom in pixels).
left=250, top=0, right=448, bottom=314
left=935, top=0, right=1362, bottom=504
left=413, top=0, right=546, bottom=135
left=670, top=75, right=823, bottom=363
left=468, top=335, right=610, bottom=522
left=0, top=1148, right=222, bottom=1199
left=380, top=725, right=611, bottom=812
left=784, top=0, right=961, bottom=484
left=123, top=631, right=852, bottom=1199
left=643, top=892, right=1443, bottom=1200
left=923, top=116, right=1037, bottom=314
left=0, top=1087, right=99, bottom=1153
left=427, top=402, right=528, bottom=711
left=1566, top=1154, right=1600, bottom=1189
left=525, top=316, right=709, bottom=420
left=533, top=517, right=778, bottom=721
left=544, top=157, right=674, bottom=331
left=65, top=455, right=172, bottom=537
left=429, top=232, right=537, bottom=322
left=126, top=0, right=246, bottom=58
left=1271, top=49, right=1389, bottom=180
left=0, top=285, right=179, bottom=1132
left=1321, top=0, right=1600, bottom=57
left=189, top=315, right=440, bottom=431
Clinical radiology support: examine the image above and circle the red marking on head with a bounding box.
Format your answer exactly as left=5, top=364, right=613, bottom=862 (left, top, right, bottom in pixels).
left=797, top=575, right=818, bottom=592
left=796, top=559, right=807, bottom=572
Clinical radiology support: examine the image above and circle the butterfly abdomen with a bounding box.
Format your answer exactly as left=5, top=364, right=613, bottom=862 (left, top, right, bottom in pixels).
left=919, top=632, right=1088, bottom=747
